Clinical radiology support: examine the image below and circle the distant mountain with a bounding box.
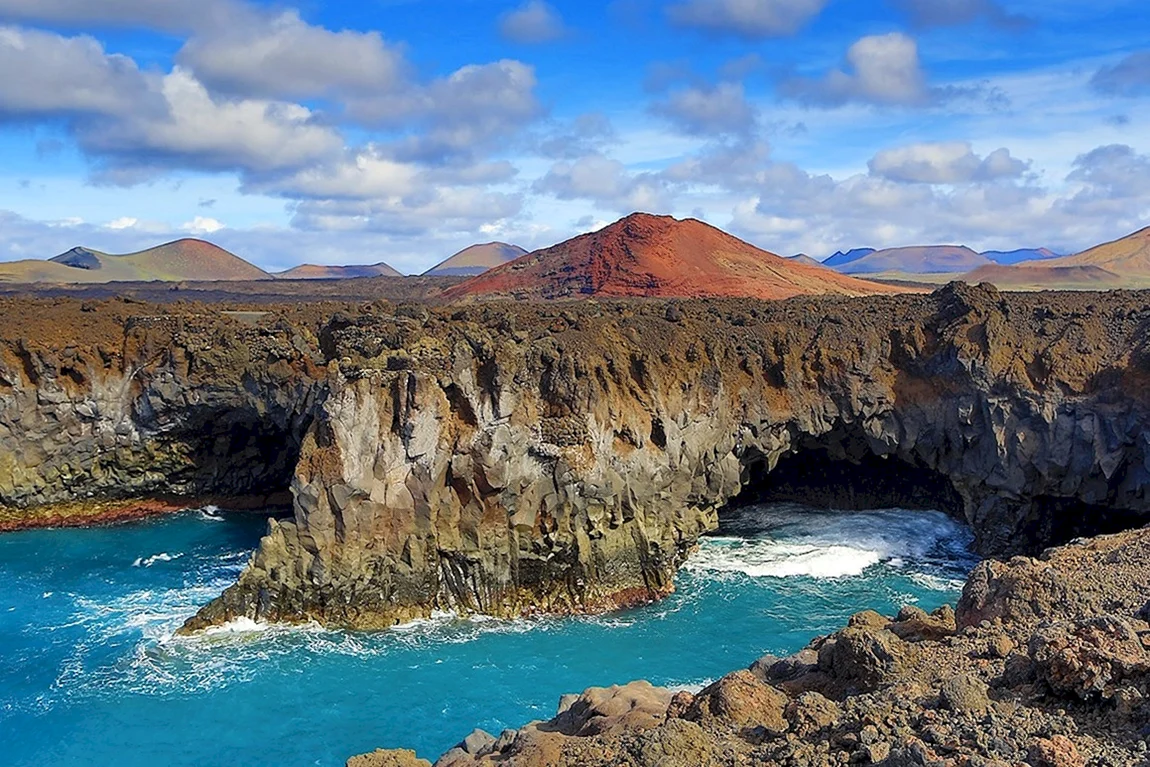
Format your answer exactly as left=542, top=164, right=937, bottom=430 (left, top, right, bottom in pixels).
left=277, top=262, right=401, bottom=280
left=833, top=245, right=991, bottom=275
left=445, top=213, right=900, bottom=301
left=965, top=264, right=1126, bottom=290
left=1034, top=227, right=1150, bottom=276
left=981, top=248, right=1060, bottom=265
left=423, top=242, right=526, bottom=277
left=823, top=248, right=876, bottom=268
left=787, top=254, right=825, bottom=268
left=0, top=239, right=270, bottom=284
left=962, top=228, right=1150, bottom=290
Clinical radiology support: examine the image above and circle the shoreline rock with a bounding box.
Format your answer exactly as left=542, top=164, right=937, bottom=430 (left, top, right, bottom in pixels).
left=351, top=526, right=1150, bottom=766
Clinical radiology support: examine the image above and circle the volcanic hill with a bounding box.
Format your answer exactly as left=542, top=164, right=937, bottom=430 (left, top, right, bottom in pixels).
left=966, top=227, right=1150, bottom=290
left=0, top=239, right=270, bottom=284
left=445, top=213, right=896, bottom=301
left=277, top=262, right=402, bottom=280
left=423, top=242, right=527, bottom=277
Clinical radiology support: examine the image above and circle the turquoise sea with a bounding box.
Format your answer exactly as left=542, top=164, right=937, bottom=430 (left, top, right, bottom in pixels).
left=0, top=503, right=976, bottom=766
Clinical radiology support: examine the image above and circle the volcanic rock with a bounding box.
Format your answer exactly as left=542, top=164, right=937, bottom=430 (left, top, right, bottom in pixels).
left=445, top=213, right=897, bottom=301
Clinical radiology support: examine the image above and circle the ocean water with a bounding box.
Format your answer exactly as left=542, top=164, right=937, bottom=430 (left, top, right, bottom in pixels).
left=0, top=503, right=976, bottom=767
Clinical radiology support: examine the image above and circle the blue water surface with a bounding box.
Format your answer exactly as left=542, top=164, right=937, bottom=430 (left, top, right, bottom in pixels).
left=0, top=504, right=976, bottom=766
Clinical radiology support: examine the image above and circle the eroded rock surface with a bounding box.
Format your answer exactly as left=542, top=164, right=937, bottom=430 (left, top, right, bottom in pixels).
left=188, top=283, right=1150, bottom=630
left=352, top=527, right=1150, bottom=766
left=2, top=288, right=1150, bottom=633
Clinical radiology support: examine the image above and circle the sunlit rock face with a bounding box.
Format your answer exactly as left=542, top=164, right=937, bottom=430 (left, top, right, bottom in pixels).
left=181, top=284, right=1150, bottom=630
left=2, top=287, right=1148, bottom=630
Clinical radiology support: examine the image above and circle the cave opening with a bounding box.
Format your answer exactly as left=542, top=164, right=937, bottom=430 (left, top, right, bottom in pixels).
left=166, top=405, right=311, bottom=511
left=730, top=438, right=965, bottom=522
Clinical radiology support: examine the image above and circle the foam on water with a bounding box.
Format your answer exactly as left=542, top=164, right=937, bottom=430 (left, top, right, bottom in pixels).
left=0, top=503, right=977, bottom=767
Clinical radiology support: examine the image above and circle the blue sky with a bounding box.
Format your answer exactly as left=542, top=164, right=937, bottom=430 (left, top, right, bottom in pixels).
left=0, top=0, right=1147, bottom=273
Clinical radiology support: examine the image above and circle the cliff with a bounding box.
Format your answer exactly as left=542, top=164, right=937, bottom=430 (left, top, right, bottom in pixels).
left=1, top=288, right=1149, bottom=635
left=179, top=284, right=1150, bottom=631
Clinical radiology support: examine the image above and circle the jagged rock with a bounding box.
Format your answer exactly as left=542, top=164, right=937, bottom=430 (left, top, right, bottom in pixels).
left=1028, top=735, right=1086, bottom=767
left=1029, top=616, right=1150, bottom=701
left=817, top=627, right=908, bottom=690
left=347, top=749, right=431, bottom=767
left=681, top=670, right=788, bottom=733
left=550, top=682, right=672, bottom=737
left=938, top=673, right=991, bottom=713
left=5, top=291, right=1150, bottom=639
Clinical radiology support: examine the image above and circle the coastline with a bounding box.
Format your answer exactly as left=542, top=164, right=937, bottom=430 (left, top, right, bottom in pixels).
left=0, top=493, right=292, bottom=533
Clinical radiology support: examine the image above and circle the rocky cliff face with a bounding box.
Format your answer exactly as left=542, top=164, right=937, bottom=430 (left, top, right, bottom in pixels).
left=178, top=284, right=1150, bottom=631
left=0, top=299, right=326, bottom=513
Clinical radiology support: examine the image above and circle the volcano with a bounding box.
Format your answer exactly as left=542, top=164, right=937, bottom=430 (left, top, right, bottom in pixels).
left=445, top=213, right=898, bottom=301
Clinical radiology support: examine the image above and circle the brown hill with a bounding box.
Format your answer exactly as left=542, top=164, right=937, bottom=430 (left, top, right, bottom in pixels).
left=967, top=227, right=1150, bottom=290
left=1029, top=226, right=1150, bottom=277
left=965, top=264, right=1126, bottom=291
left=445, top=213, right=900, bottom=301
left=277, top=262, right=401, bottom=280
left=423, top=242, right=526, bottom=277
left=0, top=240, right=270, bottom=284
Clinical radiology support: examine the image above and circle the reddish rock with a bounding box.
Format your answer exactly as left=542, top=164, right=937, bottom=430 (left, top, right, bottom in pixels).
left=445, top=213, right=901, bottom=301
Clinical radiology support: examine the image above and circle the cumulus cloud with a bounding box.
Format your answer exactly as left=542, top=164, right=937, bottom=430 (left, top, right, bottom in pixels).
left=177, top=11, right=407, bottom=101
left=651, top=82, right=758, bottom=137
left=537, top=113, right=617, bottom=159
left=0, top=26, right=158, bottom=118
left=78, top=68, right=344, bottom=178
left=1091, top=52, right=1150, bottom=97
left=533, top=153, right=672, bottom=212
left=667, top=0, right=828, bottom=39
left=780, top=33, right=933, bottom=106
left=499, top=1, right=568, bottom=44
left=890, top=0, right=1029, bottom=28
left=868, top=141, right=1028, bottom=184
left=181, top=216, right=225, bottom=235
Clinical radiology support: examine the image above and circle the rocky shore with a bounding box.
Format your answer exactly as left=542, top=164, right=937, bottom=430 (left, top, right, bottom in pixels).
left=187, top=283, right=1150, bottom=631
left=352, top=524, right=1150, bottom=767
left=1, top=288, right=1149, bottom=633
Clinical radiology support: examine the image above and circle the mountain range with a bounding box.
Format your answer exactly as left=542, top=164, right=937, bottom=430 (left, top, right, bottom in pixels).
left=0, top=240, right=272, bottom=283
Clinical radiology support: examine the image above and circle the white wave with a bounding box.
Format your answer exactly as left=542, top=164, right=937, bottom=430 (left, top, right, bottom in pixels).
left=687, top=505, right=975, bottom=582
left=666, top=678, right=714, bottom=694
left=202, top=617, right=271, bottom=635
left=132, top=552, right=183, bottom=568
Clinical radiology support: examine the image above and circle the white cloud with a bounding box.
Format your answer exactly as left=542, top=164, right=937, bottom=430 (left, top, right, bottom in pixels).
left=651, top=82, right=758, bottom=137
left=105, top=217, right=139, bottom=230
left=667, top=0, right=828, bottom=39
left=181, top=216, right=225, bottom=234
left=499, top=1, right=568, bottom=44
left=177, top=10, right=407, bottom=101
left=79, top=68, right=344, bottom=176
left=868, top=141, right=1028, bottom=183
left=780, top=33, right=932, bottom=106
left=0, top=26, right=157, bottom=117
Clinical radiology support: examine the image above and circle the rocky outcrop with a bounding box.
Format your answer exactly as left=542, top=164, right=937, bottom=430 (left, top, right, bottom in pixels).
left=0, top=299, right=326, bottom=512
left=351, top=526, right=1150, bottom=766
left=2, top=288, right=1150, bottom=636
left=186, top=283, right=1150, bottom=631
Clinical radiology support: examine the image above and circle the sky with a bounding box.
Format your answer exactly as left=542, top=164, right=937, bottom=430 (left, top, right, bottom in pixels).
left=0, top=0, right=1147, bottom=274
